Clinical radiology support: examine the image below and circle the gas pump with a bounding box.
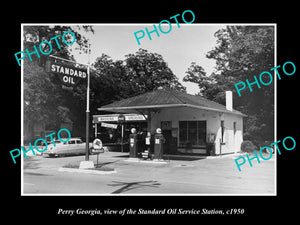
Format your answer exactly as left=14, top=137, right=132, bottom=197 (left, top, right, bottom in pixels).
left=141, top=132, right=152, bottom=160
left=154, top=128, right=165, bottom=160
left=129, top=128, right=138, bottom=158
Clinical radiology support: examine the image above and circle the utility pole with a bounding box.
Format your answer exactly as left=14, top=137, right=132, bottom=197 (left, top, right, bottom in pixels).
left=85, top=42, right=91, bottom=161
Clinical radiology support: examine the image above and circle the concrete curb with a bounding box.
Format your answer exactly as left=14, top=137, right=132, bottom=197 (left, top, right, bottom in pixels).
left=58, top=167, right=117, bottom=175
left=163, top=154, right=207, bottom=160
left=206, top=153, right=247, bottom=159
left=124, top=158, right=169, bottom=164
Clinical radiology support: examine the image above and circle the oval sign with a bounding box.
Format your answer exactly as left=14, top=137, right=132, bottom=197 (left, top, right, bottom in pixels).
left=92, top=138, right=104, bottom=154
left=118, top=114, right=125, bottom=123
left=93, top=138, right=103, bottom=149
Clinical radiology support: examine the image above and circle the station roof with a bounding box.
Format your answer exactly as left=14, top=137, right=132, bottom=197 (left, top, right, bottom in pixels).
left=98, top=88, right=246, bottom=116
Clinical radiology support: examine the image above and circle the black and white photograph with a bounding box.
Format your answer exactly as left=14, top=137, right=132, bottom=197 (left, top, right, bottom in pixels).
left=20, top=23, right=276, bottom=195
left=4, top=4, right=298, bottom=221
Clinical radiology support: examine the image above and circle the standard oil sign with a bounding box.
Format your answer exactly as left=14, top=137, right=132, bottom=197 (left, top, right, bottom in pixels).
left=46, top=61, right=87, bottom=86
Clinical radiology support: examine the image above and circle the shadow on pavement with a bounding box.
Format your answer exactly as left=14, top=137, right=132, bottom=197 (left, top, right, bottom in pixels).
left=94, top=160, right=121, bottom=168
left=113, top=154, right=130, bottom=158
left=108, top=180, right=161, bottom=194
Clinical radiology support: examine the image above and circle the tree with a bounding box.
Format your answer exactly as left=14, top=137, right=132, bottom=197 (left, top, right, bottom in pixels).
left=183, top=62, right=213, bottom=96
left=204, top=26, right=275, bottom=145
left=124, top=49, right=186, bottom=94
left=90, top=49, right=186, bottom=116
left=90, top=54, right=129, bottom=116
left=23, top=25, right=94, bottom=140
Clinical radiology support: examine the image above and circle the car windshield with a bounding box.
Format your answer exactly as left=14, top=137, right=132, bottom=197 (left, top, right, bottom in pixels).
left=47, top=140, right=61, bottom=145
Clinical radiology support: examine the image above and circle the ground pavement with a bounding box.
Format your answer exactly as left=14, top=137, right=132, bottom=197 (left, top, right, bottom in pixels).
left=22, top=152, right=275, bottom=195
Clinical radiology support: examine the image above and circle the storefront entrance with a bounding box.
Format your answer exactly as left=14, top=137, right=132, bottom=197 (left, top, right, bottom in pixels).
left=93, top=114, right=147, bottom=152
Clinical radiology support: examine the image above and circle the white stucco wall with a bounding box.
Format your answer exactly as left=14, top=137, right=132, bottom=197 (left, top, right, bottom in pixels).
left=216, top=113, right=243, bottom=154
left=150, top=107, right=243, bottom=155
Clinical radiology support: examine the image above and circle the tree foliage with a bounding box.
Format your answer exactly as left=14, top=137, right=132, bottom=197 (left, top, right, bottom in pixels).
left=183, top=62, right=213, bottom=96
left=23, top=25, right=94, bottom=136
left=124, top=49, right=186, bottom=93
left=183, top=26, right=275, bottom=145
left=90, top=49, right=186, bottom=116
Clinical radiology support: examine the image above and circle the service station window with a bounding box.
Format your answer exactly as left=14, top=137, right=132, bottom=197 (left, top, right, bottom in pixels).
left=179, top=121, right=207, bottom=146
left=221, top=120, right=225, bottom=143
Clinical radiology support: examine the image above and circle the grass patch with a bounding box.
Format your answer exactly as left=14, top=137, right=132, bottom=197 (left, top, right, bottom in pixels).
left=62, top=162, right=79, bottom=168
left=88, top=166, right=115, bottom=171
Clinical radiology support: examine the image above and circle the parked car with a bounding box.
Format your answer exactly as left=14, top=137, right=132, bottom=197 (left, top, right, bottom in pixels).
left=43, top=138, right=92, bottom=157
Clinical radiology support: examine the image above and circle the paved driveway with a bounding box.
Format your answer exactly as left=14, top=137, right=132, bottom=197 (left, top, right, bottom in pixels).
left=22, top=152, right=275, bottom=195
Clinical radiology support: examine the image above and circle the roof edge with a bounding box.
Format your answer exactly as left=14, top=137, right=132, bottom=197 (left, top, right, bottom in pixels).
left=98, top=103, right=247, bottom=117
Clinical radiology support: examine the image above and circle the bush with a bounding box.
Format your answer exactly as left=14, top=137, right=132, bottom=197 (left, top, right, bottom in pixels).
left=241, top=140, right=257, bottom=153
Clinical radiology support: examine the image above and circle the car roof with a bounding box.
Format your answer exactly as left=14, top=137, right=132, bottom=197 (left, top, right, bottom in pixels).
left=46, top=137, right=83, bottom=143
left=67, top=138, right=82, bottom=141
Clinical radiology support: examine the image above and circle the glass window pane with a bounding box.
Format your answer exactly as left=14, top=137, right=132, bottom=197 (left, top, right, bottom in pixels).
left=197, top=121, right=207, bottom=145
left=179, top=121, right=187, bottom=145
left=188, top=121, right=197, bottom=145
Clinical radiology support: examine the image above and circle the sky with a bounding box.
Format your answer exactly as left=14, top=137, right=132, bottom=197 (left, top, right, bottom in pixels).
left=71, top=24, right=225, bottom=94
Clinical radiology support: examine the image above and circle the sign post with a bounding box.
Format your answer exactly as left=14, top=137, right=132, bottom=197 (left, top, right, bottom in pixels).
left=118, top=114, right=125, bottom=153
left=85, top=43, right=91, bottom=161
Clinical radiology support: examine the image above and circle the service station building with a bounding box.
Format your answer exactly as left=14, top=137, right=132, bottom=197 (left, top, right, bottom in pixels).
left=94, top=88, right=245, bottom=156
